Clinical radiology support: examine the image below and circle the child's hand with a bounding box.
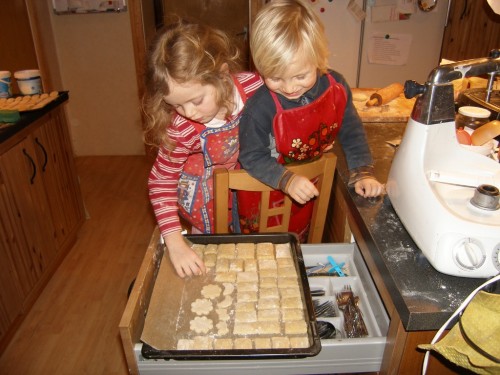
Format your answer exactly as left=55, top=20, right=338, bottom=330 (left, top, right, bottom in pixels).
left=164, top=232, right=206, bottom=278
left=286, top=175, right=319, bottom=204
left=354, top=178, right=385, bottom=198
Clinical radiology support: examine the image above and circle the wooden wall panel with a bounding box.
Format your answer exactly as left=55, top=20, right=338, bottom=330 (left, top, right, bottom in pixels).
left=441, top=0, right=500, bottom=61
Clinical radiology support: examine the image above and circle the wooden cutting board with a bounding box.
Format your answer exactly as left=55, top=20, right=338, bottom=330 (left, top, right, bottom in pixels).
left=352, top=88, right=416, bottom=123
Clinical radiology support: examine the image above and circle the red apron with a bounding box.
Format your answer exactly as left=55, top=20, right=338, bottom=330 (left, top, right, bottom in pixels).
left=178, top=79, right=247, bottom=233
left=238, top=74, right=346, bottom=242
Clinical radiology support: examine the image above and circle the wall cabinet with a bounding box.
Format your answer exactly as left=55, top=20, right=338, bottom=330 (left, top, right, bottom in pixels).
left=0, top=105, right=85, bottom=352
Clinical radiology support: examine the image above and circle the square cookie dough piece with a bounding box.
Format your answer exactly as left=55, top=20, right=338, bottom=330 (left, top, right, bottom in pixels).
left=258, top=259, right=277, bottom=270
left=253, top=337, right=272, bottom=349
left=259, top=287, right=279, bottom=300
left=234, top=338, right=253, bottom=349
left=214, top=338, right=233, bottom=350
left=237, top=281, right=258, bottom=292
left=290, top=336, right=310, bottom=348
left=204, top=243, right=218, bottom=255
left=235, top=309, right=257, bottom=323
left=244, top=259, right=257, bottom=272
left=280, top=287, right=301, bottom=298
left=233, top=322, right=259, bottom=336
left=277, top=258, right=295, bottom=269
left=271, top=336, right=290, bottom=349
left=217, top=243, right=236, bottom=259
left=256, top=242, right=275, bottom=259
left=281, top=308, right=304, bottom=321
left=275, top=243, right=292, bottom=258
left=236, top=243, right=255, bottom=259
left=215, top=271, right=237, bottom=283
left=237, top=291, right=258, bottom=303
left=281, top=296, right=303, bottom=309
left=229, top=259, right=244, bottom=272
left=237, top=271, right=258, bottom=283
left=192, top=336, right=213, bottom=350
left=216, top=258, right=229, bottom=273
left=258, top=308, right=280, bottom=322
left=285, top=320, right=308, bottom=335
left=260, top=277, right=277, bottom=288
left=203, top=253, right=217, bottom=268
left=257, top=297, right=280, bottom=310
left=257, top=321, right=282, bottom=335
left=278, top=277, right=299, bottom=289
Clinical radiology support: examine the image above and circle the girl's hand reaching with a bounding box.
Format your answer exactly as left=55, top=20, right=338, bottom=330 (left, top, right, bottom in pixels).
left=354, top=177, right=385, bottom=198
left=164, top=231, right=206, bottom=278
left=286, top=175, right=319, bottom=204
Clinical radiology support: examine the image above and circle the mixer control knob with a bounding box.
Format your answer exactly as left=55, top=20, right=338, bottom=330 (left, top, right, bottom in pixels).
left=453, top=238, right=486, bottom=270
left=404, top=80, right=426, bottom=99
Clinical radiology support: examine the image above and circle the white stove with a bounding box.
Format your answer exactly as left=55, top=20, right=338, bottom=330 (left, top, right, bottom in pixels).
left=387, top=51, right=500, bottom=278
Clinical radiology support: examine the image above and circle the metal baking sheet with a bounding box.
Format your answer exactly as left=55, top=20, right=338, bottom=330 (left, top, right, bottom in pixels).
left=140, top=233, right=321, bottom=360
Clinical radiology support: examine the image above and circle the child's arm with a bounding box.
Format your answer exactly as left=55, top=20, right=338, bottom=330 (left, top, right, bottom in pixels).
left=164, top=231, right=206, bottom=278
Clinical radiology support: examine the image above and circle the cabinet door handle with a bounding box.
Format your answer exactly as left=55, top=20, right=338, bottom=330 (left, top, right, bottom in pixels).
left=22, top=148, right=37, bottom=184
left=35, top=137, right=48, bottom=172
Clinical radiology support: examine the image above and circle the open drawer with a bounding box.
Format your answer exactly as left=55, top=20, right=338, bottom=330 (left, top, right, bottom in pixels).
left=119, top=229, right=389, bottom=375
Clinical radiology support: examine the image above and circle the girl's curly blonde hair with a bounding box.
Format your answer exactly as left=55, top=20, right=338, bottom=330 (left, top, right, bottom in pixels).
left=142, top=20, right=242, bottom=149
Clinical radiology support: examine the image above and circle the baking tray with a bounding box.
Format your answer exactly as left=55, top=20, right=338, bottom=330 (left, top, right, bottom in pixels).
left=141, top=232, right=321, bottom=360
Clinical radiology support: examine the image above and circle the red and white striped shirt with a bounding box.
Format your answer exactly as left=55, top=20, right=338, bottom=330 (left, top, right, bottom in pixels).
left=148, top=72, right=263, bottom=238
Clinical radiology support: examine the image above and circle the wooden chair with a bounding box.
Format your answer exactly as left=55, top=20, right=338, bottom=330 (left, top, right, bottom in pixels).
left=214, top=152, right=337, bottom=243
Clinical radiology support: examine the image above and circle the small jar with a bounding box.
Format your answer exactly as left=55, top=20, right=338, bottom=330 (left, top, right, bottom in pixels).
left=455, top=106, right=491, bottom=130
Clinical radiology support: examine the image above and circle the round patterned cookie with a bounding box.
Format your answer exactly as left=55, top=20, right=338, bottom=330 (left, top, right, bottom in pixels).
left=191, top=298, right=213, bottom=316
left=201, top=284, right=222, bottom=299
left=190, top=316, right=213, bottom=334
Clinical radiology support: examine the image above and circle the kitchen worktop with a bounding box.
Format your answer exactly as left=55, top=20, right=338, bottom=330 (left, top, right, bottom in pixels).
left=0, top=91, right=69, bottom=146
left=352, top=88, right=415, bottom=123
left=333, top=122, right=486, bottom=331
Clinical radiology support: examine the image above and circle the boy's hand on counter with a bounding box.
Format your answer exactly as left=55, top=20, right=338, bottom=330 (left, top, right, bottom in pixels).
left=164, top=232, right=206, bottom=278
left=286, top=175, right=319, bottom=204
left=354, top=178, right=385, bottom=198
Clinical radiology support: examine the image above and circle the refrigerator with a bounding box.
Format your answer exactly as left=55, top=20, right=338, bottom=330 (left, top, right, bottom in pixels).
left=312, top=0, right=450, bottom=88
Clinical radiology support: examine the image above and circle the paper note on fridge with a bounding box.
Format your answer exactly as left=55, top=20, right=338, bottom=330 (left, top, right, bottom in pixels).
left=367, top=32, right=412, bottom=66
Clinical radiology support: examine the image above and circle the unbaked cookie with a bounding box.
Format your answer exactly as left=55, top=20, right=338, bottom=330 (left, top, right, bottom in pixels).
left=201, top=284, right=222, bottom=299
left=214, top=338, right=233, bottom=350
left=191, top=298, right=213, bottom=315
left=222, top=282, right=235, bottom=296
left=190, top=316, right=213, bottom=334
left=216, top=321, right=229, bottom=336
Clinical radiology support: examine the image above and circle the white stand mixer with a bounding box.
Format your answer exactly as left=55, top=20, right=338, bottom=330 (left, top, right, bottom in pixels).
left=387, top=51, right=500, bottom=278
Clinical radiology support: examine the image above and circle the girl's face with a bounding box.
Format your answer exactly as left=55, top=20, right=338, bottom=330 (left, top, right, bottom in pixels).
left=163, top=79, right=225, bottom=124
left=263, top=53, right=318, bottom=100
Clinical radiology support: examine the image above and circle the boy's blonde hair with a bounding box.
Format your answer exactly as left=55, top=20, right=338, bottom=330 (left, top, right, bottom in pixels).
left=250, top=0, right=329, bottom=78
left=143, top=20, right=242, bottom=149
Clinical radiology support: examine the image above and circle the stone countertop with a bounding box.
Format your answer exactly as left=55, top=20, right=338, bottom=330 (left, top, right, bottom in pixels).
left=352, top=88, right=416, bottom=123
left=0, top=91, right=69, bottom=145
left=334, top=122, right=486, bottom=331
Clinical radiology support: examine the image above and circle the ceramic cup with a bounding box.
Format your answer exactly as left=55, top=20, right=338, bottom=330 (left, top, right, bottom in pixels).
left=14, top=69, right=42, bottom=95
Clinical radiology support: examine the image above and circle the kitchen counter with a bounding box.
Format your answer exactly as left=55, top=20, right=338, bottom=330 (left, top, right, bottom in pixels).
left=330, top=121, right=488, bottom=373
left=351, top=88, right=415, bottom=123
left=0, top=91, right=69, bottom=149
left=333, top=122, right=485, bottom=331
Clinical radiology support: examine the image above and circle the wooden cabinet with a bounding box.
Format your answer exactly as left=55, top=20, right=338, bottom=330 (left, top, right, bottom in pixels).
left=0, top=105, right=85, bottom=353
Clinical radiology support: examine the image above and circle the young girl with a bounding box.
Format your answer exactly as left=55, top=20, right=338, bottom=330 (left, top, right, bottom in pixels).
left=238, top=0, right=384, bottom=240
left=143, top=21, right=263, bottom=278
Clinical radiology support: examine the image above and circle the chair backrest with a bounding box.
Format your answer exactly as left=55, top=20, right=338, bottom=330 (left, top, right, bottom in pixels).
left=214, top=152, right=337, bottom=243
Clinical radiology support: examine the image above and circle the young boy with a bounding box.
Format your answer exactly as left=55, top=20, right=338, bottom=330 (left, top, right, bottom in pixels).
left=238, top=0, right=384, bottom=239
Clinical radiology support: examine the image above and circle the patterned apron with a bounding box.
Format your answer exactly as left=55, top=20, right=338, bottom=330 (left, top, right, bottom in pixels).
left=238, top=74, right=346, bottom=242
left=178, top=79, right=246, bottom=233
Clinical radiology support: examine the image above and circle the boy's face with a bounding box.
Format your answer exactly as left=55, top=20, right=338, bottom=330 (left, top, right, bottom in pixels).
left=163, top=78, right=225, bottom=124
left=263, top=54, right=318, bottom=100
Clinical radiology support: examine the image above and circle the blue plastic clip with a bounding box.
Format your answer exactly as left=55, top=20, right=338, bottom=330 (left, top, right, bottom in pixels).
left=327, top=256, right=345, bottom=277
